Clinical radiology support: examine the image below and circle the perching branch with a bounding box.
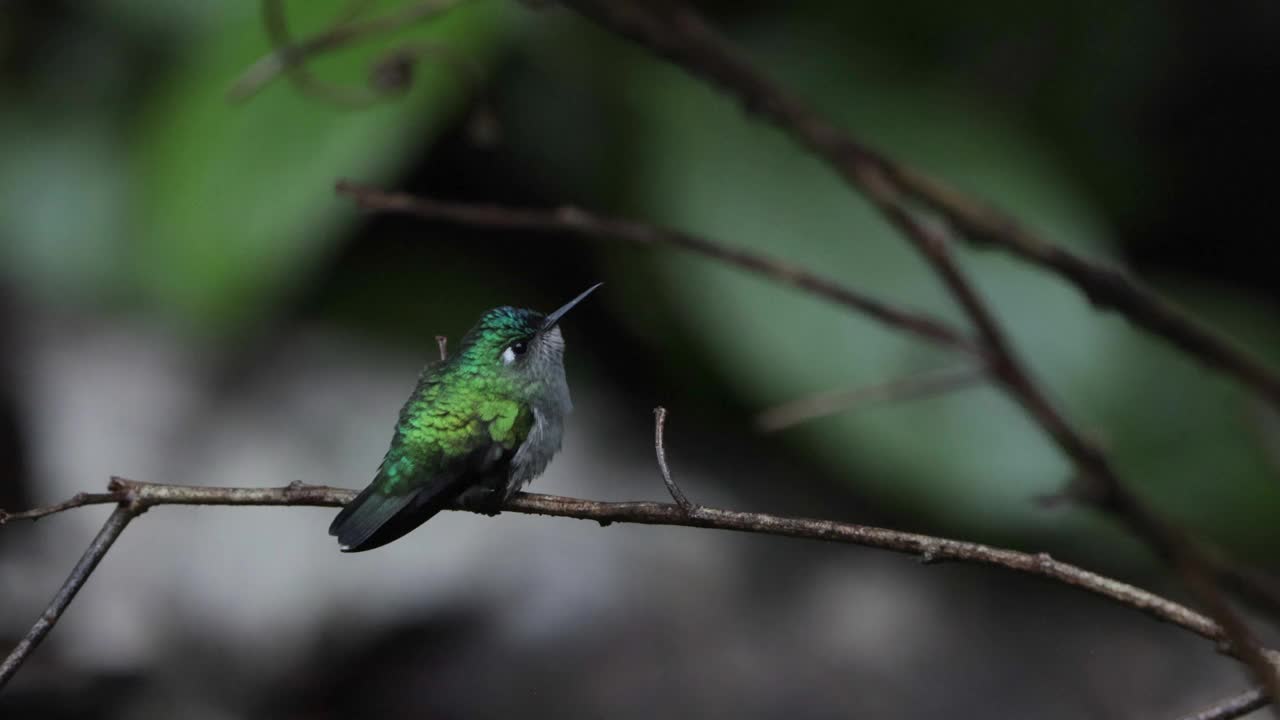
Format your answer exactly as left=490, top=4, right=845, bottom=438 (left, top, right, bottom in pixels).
left=2, top=473, right=1276, bottom=697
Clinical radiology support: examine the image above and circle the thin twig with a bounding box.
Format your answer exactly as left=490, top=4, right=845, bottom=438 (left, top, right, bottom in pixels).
left=436, top=334, right=449, bottom=361
left=544, top=2, right=1280, bottom=704
left=258, top=0, right=378, bottom=107
left=1178, top=688, right=1270, bottom=720
left=0, top=492, right=120, bottom=524
left=653, top=406, right=694, bottom=514
left=228, top=0, right=462, bottom=102
left=755, top=364, right=986, bottom=432
left=335, top=180, right=977, bottom=354
left=0, top=504, right=139, bottom=688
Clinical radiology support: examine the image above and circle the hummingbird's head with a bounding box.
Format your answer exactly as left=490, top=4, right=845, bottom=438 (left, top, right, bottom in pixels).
left=460, top=283, right=602, bottom=381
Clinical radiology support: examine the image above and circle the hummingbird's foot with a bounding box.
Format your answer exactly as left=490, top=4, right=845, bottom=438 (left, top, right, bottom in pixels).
left=459, top=489, right=506, bottom=517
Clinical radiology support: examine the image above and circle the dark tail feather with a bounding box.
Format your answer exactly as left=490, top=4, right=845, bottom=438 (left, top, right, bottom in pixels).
left=329, top=482, right=460, bottom=553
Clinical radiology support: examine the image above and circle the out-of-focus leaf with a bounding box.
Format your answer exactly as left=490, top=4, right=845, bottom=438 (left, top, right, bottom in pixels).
left=129, top=0, right=511, bottom=332
left=619, top=42, right=1280, bottom=562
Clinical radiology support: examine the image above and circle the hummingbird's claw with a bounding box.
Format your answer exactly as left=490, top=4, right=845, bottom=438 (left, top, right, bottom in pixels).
left=460, top=489, right=506, bottom=517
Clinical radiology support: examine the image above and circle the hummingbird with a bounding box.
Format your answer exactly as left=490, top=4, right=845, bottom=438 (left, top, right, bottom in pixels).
left=329, top=283, right=601, bottom=552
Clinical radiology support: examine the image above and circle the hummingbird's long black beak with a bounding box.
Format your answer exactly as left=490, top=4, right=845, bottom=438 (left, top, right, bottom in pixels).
left=540, top=282, right=603, bottom=333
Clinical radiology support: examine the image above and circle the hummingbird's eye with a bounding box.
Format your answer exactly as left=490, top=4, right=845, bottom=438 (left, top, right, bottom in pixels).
left=501, top=340, right=528, bottom=365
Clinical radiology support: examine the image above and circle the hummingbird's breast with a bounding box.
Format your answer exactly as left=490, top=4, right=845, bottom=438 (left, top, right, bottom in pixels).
left=504, top=358, right=571, bottom=497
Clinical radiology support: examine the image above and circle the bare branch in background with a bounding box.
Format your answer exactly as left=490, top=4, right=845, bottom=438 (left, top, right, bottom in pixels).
left=335, top=180, right=978, bottom=354
left=228, top=0, right=463, bottom=103
left=1178, top=688, right=1270, bottom=720
left=3, top=475, right=1277, bottom=697
left=891, top=165, right=1280, bottom=411
left=755, top=365, right=986, bottom=432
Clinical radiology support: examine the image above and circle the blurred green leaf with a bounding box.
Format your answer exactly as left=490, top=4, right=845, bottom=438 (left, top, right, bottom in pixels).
left=128, top=0, right=512, bottom=333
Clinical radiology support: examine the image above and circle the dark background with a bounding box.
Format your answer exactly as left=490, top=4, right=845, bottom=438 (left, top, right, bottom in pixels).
left=2, top=1, right=1279, bottom=717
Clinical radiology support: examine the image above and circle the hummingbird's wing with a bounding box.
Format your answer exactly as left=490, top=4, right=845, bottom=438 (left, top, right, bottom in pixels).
left=329, top=377, right=533, bottom=552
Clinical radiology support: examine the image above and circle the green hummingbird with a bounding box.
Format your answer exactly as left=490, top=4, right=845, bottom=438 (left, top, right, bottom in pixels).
left=329, top=283, right=601, bottom=552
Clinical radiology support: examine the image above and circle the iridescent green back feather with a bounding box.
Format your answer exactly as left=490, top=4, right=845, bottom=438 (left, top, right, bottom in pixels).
left=329, top=308, right=545, bottom=551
